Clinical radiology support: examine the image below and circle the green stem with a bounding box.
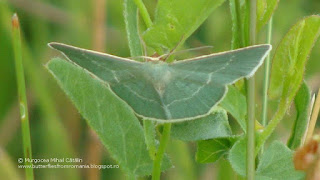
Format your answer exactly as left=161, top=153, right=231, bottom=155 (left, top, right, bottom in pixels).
left=261, top=17, right=273, bottom=127
left=143, top=120, right=157, bottom=160
left=235, top=0, right=245, bottom=47
left=256, top=100, right=289, bottom=151
left=152, top=123, right=172, bottom=180
left=132, top=0, right=164, bottom=55
left=12, top=13, right=34, bottom=180
left=246, top=78, right=255, bottom=180
left=133, top=0, right=153, bottom=28
left=246, top=0, right=256, bottom=179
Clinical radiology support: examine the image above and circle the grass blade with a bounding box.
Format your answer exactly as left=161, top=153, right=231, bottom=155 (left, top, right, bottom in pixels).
left=11, top=13, right=34, bottom=180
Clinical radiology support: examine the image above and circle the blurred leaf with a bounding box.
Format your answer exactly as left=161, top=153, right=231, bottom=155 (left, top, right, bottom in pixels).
left=0, top=3, right=16, bottom=119
left=287, top=81, right=311, bottom=149
left=228, top=138, right=246, bottom=176
left=124, top=0, right=144, bottom=61
left=256, top=141, right=305, bottom=180
left=269, top=15, right=320, bottom=99
left=0, top=149, right=21, bottom=180
left=143, top=0, right=225, bottom=50
left=171, top=107, right=232, bottom=141
left=256, top=0, right=279, bottom=32
left=47, top=58, right=171, bottom=176
left=196, top=136, right=238, bottom=164
left=220, top=85, right=247, bottom=132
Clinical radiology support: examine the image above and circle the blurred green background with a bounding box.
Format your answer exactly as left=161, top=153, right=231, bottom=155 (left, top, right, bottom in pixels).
left=0, top=0, right=319, bottom=179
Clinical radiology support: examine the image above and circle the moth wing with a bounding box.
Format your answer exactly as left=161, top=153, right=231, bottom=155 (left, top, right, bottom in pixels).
left=49, top=43, right=170, bottom=119
left=171, top=44, right=272, bottom=85
left=160, top=45, right=271, bottom=119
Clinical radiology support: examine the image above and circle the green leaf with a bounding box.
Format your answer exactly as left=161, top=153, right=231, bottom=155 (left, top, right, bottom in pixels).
left=196, top=136, right=239, bottom=164
left=256, top=141, right=305, bottom=180
left=220, top=85, right=247, bottom=132
left=143, top=120, right=157, bottom=160
left=258, top=15, right=320, bottom=149
left=143, top=0, right=225, bottom=50
left=229, top=0, right=243, bottom=49
left=0, top=149, right=21, bottom=180
left=256, top=0, right=279, bottom=32
left=171, top=107, right=232, bottom=141
left=269, top=15, right=320, bottom=99
left=124, top=0, right=144, bottom=61
left=46, top=58, right=171, bottom=176
left=287, top=81, right=311, bottom=149
left=229, top=140, right=305, bottom=178
left=228, top=138, right=246, bottom=176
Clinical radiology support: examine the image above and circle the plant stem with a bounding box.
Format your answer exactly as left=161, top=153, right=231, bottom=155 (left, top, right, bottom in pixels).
left=152, top=123, right=172, bottom=180
left=143, top=120, right=157, bottom=160
left=256, top=99, right=288, bottom=151
left=246, top=78, right=255, bottom=180
left=235, top=0, right=244, bottom=47
left=133, top=0, right=153, bottom=28
left=261, top=17, right=273, bottom=127
left=12, top=13, right=34, bottom=180
left=246, top=0, right=256, bottom=179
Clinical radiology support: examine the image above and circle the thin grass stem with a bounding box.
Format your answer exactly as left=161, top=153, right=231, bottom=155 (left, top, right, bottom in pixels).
left=246, top=0, right=256, bottom=179
left=12, top=13, right=34, bottom=180
left=261, top=17, right=273, bottom=127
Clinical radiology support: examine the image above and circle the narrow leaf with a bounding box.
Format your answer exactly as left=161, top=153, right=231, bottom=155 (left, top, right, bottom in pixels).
left=124, top=0, right=144, bottom=61
left=46, top=58, right=171, bottom=176
left=229, top=0, right=242, bottom=49
left=143, top=0, right=225, bottom=50
left=287, top=81, right=311, bottom=149
left=256, top=0, right=279, bottom=32
left=171, top=107, right=232, bottom=141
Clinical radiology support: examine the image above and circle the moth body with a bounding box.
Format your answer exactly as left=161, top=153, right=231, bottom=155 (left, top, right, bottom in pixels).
left=143, top=61, right=172, bottom=97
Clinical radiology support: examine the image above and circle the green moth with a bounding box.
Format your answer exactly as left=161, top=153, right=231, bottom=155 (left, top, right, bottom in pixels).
left=49, top=43, right=271, bottom=122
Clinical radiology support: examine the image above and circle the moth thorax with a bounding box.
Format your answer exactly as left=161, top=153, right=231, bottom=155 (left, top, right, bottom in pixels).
left=145, top=62, right=172, bottom=96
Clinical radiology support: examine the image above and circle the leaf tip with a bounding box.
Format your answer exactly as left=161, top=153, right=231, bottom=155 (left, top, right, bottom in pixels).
left=12, top=13, right=19, bottom=29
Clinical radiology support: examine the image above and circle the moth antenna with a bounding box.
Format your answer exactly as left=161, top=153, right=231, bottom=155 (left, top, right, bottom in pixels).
left=128, top=56, right=160, bottom=61
left=159, top=46, right=214, bottom=59
left=163, top=35, right=185, bottom=61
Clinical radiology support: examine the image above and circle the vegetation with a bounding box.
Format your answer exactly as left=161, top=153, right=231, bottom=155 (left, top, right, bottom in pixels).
left=1, top=0, right=320, bottom=179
